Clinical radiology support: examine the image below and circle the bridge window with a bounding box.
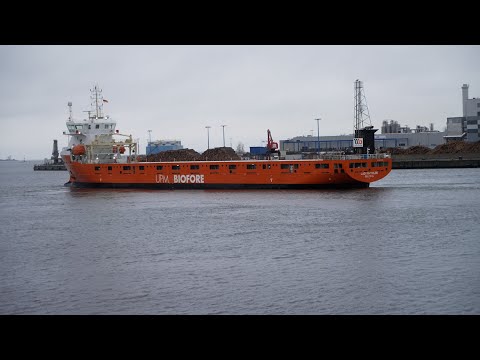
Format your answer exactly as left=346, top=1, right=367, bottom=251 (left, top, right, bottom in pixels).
left=172, top=165, right=180, bottom=170
left=190, top=165, right=200, bottom=170
left=228, top=165, right=237, bottom=170
left=156, top=165, right=163, bottom=170
left=139, top=166, right=145, bottom=171
left=247, top=164, right=256, bottom=169
left=123, top=166, right=131, bottom=170
left=210, top=165, right=219, bottom=170
left=315, top=163, right=329, bottom=169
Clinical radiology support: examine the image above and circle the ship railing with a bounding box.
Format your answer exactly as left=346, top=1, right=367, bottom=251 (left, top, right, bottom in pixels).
left=78, top=150, right=138, bottom=164
left=317, top=153, right=390, bottom=161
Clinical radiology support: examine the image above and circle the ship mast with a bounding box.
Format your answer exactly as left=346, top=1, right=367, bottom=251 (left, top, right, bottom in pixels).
left=90, top=85, right=104, bottom=119
left=353, top=79, right=376, bottom=155
left=354, top=79, right=372, bottom=132
left=68, top=102, right=73, bottom=120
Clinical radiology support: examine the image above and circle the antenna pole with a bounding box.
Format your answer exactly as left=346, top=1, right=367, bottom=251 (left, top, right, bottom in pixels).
left=205, top=126, right=211, bottom=149
left=315, top=118, right=321, bottom=155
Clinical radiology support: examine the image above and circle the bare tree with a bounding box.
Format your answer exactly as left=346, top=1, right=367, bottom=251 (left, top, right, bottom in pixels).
left=236, top=142, right=245, bottom=155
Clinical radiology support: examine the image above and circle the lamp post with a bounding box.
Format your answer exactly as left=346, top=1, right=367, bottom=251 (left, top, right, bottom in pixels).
left=147, top=130, right=152, bottom=161
left=205, top=126, right=211, bottom=149
left=221, top=125, right=227, bottom=147
left=315, top=118, right=321, bottom=156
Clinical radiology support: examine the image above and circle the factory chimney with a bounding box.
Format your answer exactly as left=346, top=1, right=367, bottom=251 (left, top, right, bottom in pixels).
left=462, top=84, right=469, bottom=117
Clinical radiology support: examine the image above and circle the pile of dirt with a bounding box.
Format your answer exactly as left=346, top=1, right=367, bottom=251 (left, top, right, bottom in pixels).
left=140, top=147, right=240, bottom=162
left=143, top=148, right=202, bottom=162
left=385, top=146, right=431, bottom=155
left=199, top=147, right=240, bottom=161
left=430, top=141, right=480, bottom=154
left=381, top=141, right=480, bottom=155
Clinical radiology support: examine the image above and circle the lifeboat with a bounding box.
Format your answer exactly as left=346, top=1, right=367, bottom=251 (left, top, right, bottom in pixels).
left=72, top=144, right=86, bottom=155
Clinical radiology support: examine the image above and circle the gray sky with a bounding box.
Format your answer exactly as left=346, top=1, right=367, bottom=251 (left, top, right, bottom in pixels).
left=1, top=45, right=479, bottom=160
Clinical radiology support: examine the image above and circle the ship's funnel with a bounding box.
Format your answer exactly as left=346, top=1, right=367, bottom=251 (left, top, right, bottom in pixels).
left=354, top=126, right=377, bottom=155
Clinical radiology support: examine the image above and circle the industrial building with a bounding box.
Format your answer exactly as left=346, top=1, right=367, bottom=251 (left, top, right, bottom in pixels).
left=446, top=84, right=480, bottom=142
left=146, top=140, right=183, bottom=155
left=381, top=120, right=435, bottom=134
left=280, top=130, right=445, bottom=153
left=279, top=80, right=447, bottom=153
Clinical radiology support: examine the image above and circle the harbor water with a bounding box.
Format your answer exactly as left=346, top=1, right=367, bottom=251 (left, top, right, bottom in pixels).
left=1, top=160, right=479, bottom=314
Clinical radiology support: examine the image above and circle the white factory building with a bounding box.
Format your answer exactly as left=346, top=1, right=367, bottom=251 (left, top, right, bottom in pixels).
left=446, top=84, right=480, bottom=142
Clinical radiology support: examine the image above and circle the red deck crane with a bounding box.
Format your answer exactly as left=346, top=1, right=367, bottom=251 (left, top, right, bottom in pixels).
left=267, top=129, right=278, bottom=150
left=266, top=129, right=280, bottom=158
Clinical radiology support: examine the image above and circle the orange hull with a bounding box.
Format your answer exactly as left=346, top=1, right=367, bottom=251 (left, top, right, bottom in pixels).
left=63, top=156, right=392, bottom=189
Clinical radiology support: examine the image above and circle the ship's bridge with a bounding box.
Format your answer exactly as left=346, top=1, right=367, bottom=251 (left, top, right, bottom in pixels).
left=65, top=117, right=117, bottom=147
left=66, top=118, right=117, bottom=135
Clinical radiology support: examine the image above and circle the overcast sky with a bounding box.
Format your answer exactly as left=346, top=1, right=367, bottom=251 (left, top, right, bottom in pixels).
left=0, top=45, right=479, bottom=160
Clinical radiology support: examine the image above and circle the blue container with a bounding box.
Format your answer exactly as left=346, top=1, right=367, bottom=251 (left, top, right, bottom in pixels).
left=250, top=146, right=267, bottom=155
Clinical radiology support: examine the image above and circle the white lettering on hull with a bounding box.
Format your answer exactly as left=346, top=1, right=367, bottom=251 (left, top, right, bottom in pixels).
left=360, top=171, right=378, bottom=179
left=173, top=174, right=205, bottom=184
left=155, top=174, right=205, bottom=184
left=155, top=174, right=170, bottom=183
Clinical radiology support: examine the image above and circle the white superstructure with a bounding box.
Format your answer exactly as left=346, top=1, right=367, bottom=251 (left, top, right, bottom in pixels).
left=60, top=86, right=138, bottom=164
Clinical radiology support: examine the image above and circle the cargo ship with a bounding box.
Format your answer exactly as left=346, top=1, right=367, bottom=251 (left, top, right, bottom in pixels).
left=61, top=86, right=392, bottom=189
